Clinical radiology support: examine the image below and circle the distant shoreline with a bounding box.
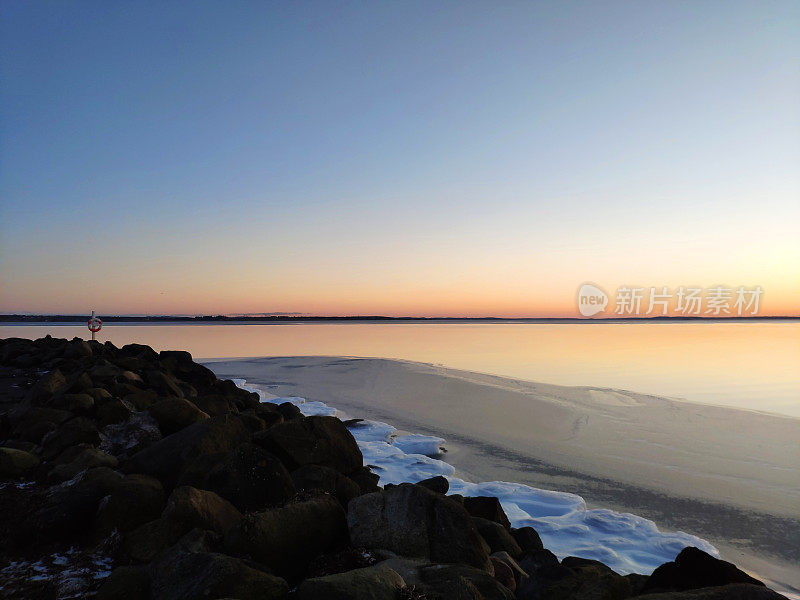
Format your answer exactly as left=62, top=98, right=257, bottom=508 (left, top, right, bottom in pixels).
left=2, top=315, right=798, bottom=324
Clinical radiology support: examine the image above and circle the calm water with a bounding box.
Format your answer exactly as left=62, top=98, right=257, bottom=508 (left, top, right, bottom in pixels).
left=2, top=321, right=799, bottom=417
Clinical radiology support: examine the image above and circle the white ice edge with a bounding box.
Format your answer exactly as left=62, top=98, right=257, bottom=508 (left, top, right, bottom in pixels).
left=233, top=378, right=719, bottom=576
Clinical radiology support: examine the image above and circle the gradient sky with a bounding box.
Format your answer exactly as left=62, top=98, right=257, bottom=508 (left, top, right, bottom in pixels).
left=1, top=1, right=798, bottom=317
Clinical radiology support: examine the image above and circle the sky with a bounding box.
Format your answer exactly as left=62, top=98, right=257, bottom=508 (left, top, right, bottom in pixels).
left=1, top=1, right=798, bottom=317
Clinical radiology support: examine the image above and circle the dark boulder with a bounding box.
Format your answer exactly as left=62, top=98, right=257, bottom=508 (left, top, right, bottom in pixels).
left=225, top=495, right=347, bottom=581
left=473, top=517, right=523, bottom=558
left=417, top=475, right=450, bottom=494
left=517, top=549, right=574, bottom=599
left=94, top=473, right=166, bottom=534
left=161, top=486, right=242, bottom=538
left=0, top=446, right=40, bottom=478
left=294, top=565, right=405, bottom=600
left=348, top=483, right=492, bottom=572
left=63, top=339, right=93, bottom=360
left=472, top=517, right=522, bottom=558
left=511, top=526, right=544, bottom=554
left=41, top=416, right=100, bottom=459
left=490, top=556, right=516, bottom=592
left=148, top=397, right=210, bottom=435
left=642, top=547, right=765, bottom=593
left=96, top=566, right=151, bottom=600
left=123, top=519, right=174, bottom=563
left=348, top=465, right=381, bottom=494
left=48, top=447, right=118, bottom=482
left=418, top=563, right=516, bottom=600
left=27, top=369, right=68, bottom=404
left=35, top=466, right=123, bottom=538
left=275, top=401, right=303, bottom=420
left=192, top=393, right=240, bottom=416
left=85, top=386, right=113, bottom=404
left=124, top=389, right=158, bottom=411
left=149, top=549, right=288, bottom=600
left=253, top=415, right=362, bottom=474
left=517, top=554, right=633, bottom=600
left=491, top=551, right=528, bottom=589
left=463, top=496, right=511, bottom=530
left=96, top=397, right=134, bottom=426
left=253, top=402, right=284, bottom=427
left=203, top=443, right=295, bottom=512
left=143, top=369, right=185, bottom=398
left=122, top=414, right=251, bottom=488
left=50, top=392, right=94, bottom=413
left=291, top=464, right=360, bottom=508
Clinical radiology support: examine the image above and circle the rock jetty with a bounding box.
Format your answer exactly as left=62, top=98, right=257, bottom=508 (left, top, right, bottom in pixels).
left=0, top=335, right=786, bottom=599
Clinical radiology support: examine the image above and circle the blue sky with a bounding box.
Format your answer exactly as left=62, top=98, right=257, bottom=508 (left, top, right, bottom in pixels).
left=1, top=2, right=798, bottom=315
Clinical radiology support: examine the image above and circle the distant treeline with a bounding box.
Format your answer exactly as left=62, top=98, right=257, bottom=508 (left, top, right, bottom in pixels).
left=0, top=314, right=795, bottom=323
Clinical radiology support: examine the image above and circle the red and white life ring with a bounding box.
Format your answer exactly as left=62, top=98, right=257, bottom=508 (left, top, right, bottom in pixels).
left=88, top=317, right=103, bottom=333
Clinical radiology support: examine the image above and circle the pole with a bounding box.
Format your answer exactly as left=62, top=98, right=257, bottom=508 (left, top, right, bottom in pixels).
left=91, top=310, right=96, bottom=341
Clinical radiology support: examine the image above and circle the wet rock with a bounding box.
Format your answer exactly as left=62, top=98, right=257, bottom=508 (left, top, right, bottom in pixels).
left=253, top=415, right=362, bottom=473
left=225, top=495, right=346, bottom=581
left=294, top=564, right=405, bottom=600
left=148, top=397, right=210, bottom=435
left=291, top=464, right=360, bottom=508
left=348, top=483, right=492, bottom=572
left=472, top=517, right=523, bottom=558
left=463, top=496, right=511, bottom=530
left=203, top=442, right=295, bottom=512
left=642, top=547, right=765, bottom=593
left=417, top=475, right=450, bottom=494
left=0, top=446, right=40, bottom=478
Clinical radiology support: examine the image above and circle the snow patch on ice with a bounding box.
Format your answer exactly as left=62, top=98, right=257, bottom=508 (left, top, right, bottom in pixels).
left=233, top=378, right=720, bottom=576
left=392, top=433, right=447, bottom=456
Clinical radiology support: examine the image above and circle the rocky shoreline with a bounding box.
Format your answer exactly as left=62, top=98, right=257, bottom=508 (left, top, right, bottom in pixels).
left=0, top=336, right=788, bottom=600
